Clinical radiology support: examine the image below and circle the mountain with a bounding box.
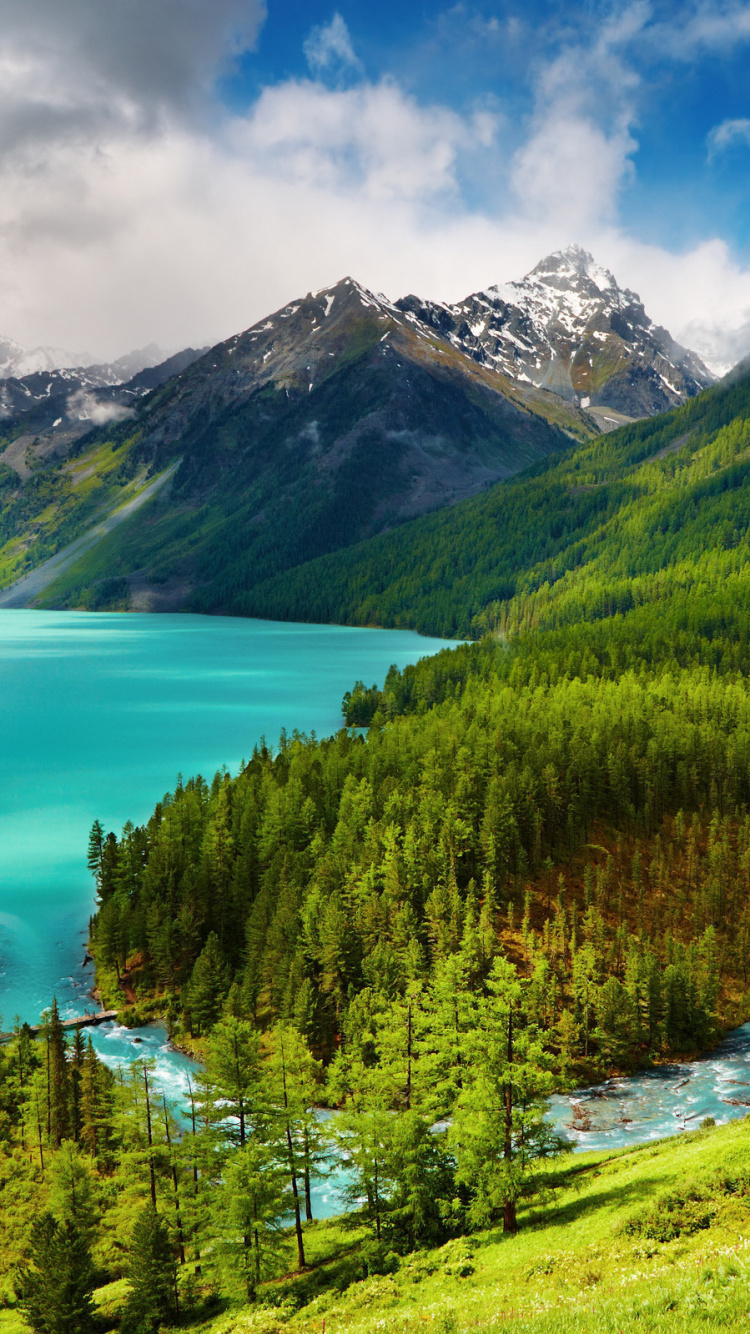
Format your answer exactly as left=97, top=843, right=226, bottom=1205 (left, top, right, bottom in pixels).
left=0, top=346, right=208, bottom=474
left=0, top=337, right=173, bottom=382
left=0, top=336, right=95, bottom=379
left=0, top=255, right=715, bottom=614
left=398, top=245, right=714, bottom=427
left=15, top=275, right=596, bottom=611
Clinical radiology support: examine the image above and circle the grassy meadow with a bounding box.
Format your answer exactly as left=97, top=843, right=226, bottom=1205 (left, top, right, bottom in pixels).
left=3, top=1116, right=746, bottom=1334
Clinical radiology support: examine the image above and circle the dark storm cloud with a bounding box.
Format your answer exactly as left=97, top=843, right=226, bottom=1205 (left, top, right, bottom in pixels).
left=0, top=0, right=266, bottom=149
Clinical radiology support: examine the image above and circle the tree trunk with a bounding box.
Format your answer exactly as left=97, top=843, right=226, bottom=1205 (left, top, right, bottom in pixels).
left=406, top=996, right=413, bottom=1111
left=163, top=1096, right=185, bottom=1264
left=143, top=1064, right=157, bottom=1208
left=286, top=1122, right=306, bottom=1269
left=303, top=1128, right=313, bottom=1222
left=503, top=1007, right=518, bottom=1235
left=503, top=1198, right=518, bottom=1234
left=279, top=1035, right=305, bottom=1269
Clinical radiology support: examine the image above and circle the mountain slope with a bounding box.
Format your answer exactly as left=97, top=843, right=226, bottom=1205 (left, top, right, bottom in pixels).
left=25, top=277, right=594, bottom=611
left=399, top=245, right=714, bottom=423
left=204, top=364, right=750, bottom=635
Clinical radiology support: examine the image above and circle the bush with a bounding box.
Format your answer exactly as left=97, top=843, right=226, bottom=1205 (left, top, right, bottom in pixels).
left=624, top=1189, right=715, bottom=1243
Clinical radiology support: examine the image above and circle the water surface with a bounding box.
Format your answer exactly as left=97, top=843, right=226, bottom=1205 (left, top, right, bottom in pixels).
left=549, top=1021, right=750, bottom=1151
left=0, top=610, right=453, bottom=1025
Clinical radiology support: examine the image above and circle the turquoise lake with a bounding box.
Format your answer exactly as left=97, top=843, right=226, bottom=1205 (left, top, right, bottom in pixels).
left=0, top=610, right=453, bottom=1028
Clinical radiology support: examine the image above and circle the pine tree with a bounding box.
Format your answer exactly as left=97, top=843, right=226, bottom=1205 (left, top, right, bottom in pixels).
left=86, top=820, right=105, bottom=895
left=80, top=1038, right=114, bottom=1163
left=122, top=1205, right=177, bottom=1334
left=187, top=932, right=229, bottom=1035
left=211, top=1138, right=287, bottom=1300
left=203, top=1016, right=261, bottom=1148
left=40, top=1001, right=70, bottom=1149
left=450, top=958, right=559, bottom=1233
left=264, top=1025, right=324, bottom=1270
left=16, top=1212, right=96, bottom=1334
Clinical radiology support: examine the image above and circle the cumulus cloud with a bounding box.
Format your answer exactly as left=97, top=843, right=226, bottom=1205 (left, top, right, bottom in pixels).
left=239, top=78, right=495, bottom=200
left=510, top=4, right=643, bottom=229
left=0, top=0, right=749, bottom=379
left=304, top=13, right=362, bottom=76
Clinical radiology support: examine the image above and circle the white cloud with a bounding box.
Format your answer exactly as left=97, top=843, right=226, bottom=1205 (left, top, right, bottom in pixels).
left=707, top=117, right=750, bottom=159
left=239, top=78, right=495, bottom=200
left=67, top=389, right=134, bottom=425
left=0, top=0, right=748, bottom=380
left=650, top=2, right=750, bottom=58
left=304, top=13, right=362, bottom=76
left=509, top=4, right=643, bottom=230
left=511, top=116, right=637, bottom=230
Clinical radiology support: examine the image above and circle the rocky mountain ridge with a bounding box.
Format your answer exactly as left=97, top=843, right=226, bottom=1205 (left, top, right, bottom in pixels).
left=397, top=245, right=714, bottom=425
left=0, top=347, right=206, bottom=450
left=0, top=337, right=171, bottom=383
left=12, top=274, right=592, bottom=613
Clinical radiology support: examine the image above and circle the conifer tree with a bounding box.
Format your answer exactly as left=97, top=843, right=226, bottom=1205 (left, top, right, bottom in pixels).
left=122, top=1205, right=177, bottom=1334
left=264, top=1025, right=324, bottom=1270
left=204, top=1016, right=261, bottom=1148
left=187, top=932, right=229, bottom=1035
left=16, top=1212, right=96, bottom=1334
left=40, top=1001, right=70, bottom=1149
left=211, top=1139, right=286, bottom=1300
left=451, top=958, right=557, bottom=1234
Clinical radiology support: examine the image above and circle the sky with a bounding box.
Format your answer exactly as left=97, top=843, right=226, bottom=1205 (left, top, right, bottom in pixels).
left=3, top=1, right=750, bottom=371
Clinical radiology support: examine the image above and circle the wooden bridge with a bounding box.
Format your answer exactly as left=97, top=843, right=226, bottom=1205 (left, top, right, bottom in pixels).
left=1, top=1010, right=119, bottom=1042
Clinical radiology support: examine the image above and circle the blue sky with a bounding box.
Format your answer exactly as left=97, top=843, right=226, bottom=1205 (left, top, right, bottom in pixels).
left=3, top=1, right=750, bottom=370
left=223, top=0, right=750, bottom=255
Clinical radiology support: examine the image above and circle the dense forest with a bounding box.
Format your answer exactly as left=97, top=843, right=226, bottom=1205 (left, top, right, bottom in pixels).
left=8, top=370, right=750, bottom=1328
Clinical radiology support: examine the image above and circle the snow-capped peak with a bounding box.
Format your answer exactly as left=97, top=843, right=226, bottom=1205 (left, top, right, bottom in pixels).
left=395, top=245, right=714, bottom=419
left=528, top=244, right=617, bottom=293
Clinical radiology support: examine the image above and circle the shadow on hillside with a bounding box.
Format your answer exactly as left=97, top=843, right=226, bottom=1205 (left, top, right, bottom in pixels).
left=475, top=1167, right=662, bottom=1246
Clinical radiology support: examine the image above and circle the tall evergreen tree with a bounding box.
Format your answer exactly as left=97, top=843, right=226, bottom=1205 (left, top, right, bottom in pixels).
left=451, top=958, right=557, bottom=1234
left=122, top=1205, right=177, bottom=1334
left=16, top=1213, right=96, bottom=1334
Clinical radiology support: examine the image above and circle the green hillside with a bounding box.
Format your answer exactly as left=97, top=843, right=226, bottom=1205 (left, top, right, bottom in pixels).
left=220, top=369, right=750, bottom=636
left=0, top=430, right=162, bottom=596
left=3, top=1081, right=750, bottom=1333
left=166, top=1117, right=750, bottom=1334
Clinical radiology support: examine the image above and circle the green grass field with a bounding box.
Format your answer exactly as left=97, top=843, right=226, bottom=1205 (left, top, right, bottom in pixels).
left=198, top=1117, right=750, bottom=1334
left=4, top=1116, right=736, bottom=1334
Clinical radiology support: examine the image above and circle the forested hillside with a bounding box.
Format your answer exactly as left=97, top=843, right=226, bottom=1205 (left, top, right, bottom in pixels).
left=226, top=368, right=750, bottom=635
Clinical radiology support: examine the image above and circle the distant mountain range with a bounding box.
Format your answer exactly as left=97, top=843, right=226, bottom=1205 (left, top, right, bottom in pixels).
left=0, top=338, right=172, bottom=383
left=0, top=346, right=208, bottom=468
left=0, top=246, right=723, bottom=614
